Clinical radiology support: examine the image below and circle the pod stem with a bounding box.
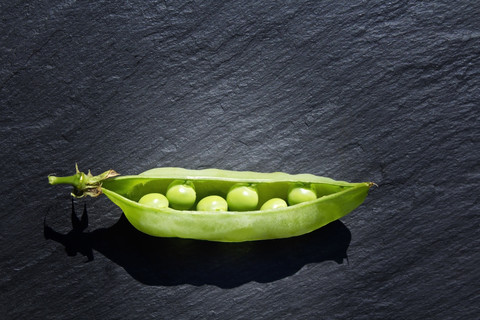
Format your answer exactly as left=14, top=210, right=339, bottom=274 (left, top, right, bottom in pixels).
left=48, top=164, right=119, bottom=198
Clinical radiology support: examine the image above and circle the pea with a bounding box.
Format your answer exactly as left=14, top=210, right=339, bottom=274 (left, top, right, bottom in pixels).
left=260, top=198, right=287, bottom=210
left=49, top=166, right=374, bottom=242
left=287, top=183, right=317, bottom=205
left=138, top=193, right=169, bottom=209
left=226, top=183, right=259, bottom=211
left=197, top=195, right=228, bottom=211
left=166, top=180, right=196, bottom=210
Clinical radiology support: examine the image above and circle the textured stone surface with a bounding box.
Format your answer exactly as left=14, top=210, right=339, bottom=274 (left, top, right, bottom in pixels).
left=1, top=1, right=479, bottom=319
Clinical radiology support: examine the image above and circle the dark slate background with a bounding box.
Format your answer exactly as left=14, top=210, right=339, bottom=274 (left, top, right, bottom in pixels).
left=1, top=1, right=479, bottom=319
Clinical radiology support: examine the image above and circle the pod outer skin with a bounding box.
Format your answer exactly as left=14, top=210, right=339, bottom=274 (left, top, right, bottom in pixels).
left=101, top=168, right=373, bottom=242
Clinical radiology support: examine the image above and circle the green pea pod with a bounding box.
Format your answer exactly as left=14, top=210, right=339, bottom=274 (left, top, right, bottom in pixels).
left=48, top=166, right=375, bottom=242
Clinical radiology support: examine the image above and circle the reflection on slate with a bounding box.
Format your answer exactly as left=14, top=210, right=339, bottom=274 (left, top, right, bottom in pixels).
left=44, top=200, right=351, bottom=288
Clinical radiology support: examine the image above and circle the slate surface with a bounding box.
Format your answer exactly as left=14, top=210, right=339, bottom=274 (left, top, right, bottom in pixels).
left=1, top=1, right=479, bottom=319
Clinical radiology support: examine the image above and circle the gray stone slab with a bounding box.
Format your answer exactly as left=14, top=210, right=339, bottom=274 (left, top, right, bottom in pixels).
left=1, top=1, right=479, bottom=319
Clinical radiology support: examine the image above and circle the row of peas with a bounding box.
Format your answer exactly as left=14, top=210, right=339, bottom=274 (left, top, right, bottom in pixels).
left=138, top=180, right=318, bottom=211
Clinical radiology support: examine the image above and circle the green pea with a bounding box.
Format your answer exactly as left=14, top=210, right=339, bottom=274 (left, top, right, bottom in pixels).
left=138, top=193, right=169, bottom=209
left=166, top=180, right=196, bottom=210
left=226, top=183, right=258, bottom=211
left=49, top=166, right=374, bottom=242
left=287, top=183, right=317, bottom=205
left=197, top=195, right=228, bottom=211
left=260, top=198, right=287, bottom=210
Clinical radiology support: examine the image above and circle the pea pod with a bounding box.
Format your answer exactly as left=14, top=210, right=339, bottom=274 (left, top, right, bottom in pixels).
left=48, top=166, right=375, bottom=242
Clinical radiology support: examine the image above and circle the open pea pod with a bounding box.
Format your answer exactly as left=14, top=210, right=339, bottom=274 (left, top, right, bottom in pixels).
left=48, top=166, right=375, bottom=242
